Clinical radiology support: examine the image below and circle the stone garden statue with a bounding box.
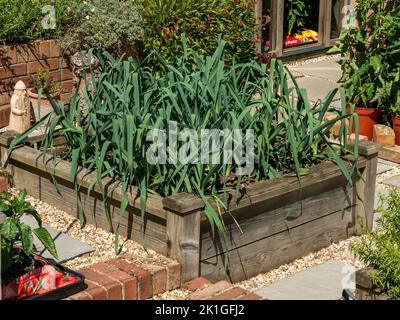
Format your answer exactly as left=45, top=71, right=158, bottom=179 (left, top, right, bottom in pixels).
left=8, top=80, right=31, bottom=134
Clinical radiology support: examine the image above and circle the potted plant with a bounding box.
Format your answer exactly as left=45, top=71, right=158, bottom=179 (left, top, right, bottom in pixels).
left=1, top=190, right=85, bottom=300
left=350, top=189, right=400, bottom=300
left=27, top=70, right=61, bottom=121
left=329, top=0, right=400, bottom=140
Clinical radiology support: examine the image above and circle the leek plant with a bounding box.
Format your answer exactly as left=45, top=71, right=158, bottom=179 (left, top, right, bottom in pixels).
left=9, top=36, right=359, bottom=258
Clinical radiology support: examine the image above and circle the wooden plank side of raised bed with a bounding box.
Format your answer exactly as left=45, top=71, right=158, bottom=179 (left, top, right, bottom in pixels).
left=11, top=160, right=169, bottom=255
left=200, top=207, right=356, bottom=282
left=205, top=158, right=366, bottom=222
left=9, top=146, right=168, bottom=220
left=200, top=184, right=355, bottom=260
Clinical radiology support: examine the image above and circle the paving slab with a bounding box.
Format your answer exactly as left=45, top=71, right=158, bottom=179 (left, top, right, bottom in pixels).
left=287, top=59, right=342, bottom=82
left=254, top=261, right=353, bottom=300
left=376, top=162, right=395, bottom=175
left=381, top=174, right=400, bottom=188
left=378, top=158, right=399, bottom=167
left=290, top=76, right=340, bottom=103
left=21, top=215, right=95, bottom=263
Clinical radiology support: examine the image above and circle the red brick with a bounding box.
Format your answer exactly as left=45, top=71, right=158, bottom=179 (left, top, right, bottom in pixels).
left=0, top=45, right=17, bottom=65
left=143, top=264, right=167, bottom=295
left=16, top=44, right=38, bottom=63
left=0, top=93, right=11, bottom=106
left=68, top=291, right=91, bottom=300
left=189, top=281, right=232, bottom=300
left=0, top=104, right=10, bottom=128
left=60, top=68, right=73, bottom=81
left=91, top=263, right=138, bottom=300
left=80, top=268, right=122, bottom=300
left=39, top=40, right=51, bottom=58
left=85, top=281, right=107, bottom=300
left=235, top=292, right=263, bottom=300
left=60, top=80, right=73, bottom=92
left=184, top=277, right=211, bottom=291
left=61, top=58, right=69, bottom=69
left=0, top=64, right=27, bottom=79
left=0, top=76, right=30, bottom=93
left=108, top=258, right=153, bottom=299
left=50, top=40, right=61, bottom=58
left=27, top=58, right=59, bottom=74
left=211, top=287, right=247, bottom=300
left=167, top=262, right=181, bottom=291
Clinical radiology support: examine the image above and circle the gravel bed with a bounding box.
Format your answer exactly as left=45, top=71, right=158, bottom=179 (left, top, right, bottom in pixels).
left=9, top=188, right=175, bottom=271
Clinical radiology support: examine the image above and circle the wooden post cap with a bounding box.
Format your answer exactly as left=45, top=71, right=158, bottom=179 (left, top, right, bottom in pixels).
left=163, top=193, right=204, bottom=215
left=357, top=140, right=381, bottom=157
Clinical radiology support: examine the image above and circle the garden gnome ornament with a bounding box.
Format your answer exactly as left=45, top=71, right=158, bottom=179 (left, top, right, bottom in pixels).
left=8, top=80, right=31, bottom=134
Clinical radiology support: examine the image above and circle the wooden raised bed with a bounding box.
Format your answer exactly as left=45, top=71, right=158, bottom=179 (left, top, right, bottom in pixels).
left=0, top=131, right=380, bottom=284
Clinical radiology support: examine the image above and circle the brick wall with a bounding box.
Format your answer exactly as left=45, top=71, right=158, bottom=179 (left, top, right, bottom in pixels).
left=0, top=40, right=73, bottom=128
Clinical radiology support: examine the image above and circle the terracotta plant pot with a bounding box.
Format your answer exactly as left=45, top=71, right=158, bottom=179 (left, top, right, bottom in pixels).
left=28, top=88, right=60, bottom=122
left=392, top=116, right=400, bottom=146
left=346, top=105, right=380, bottom=140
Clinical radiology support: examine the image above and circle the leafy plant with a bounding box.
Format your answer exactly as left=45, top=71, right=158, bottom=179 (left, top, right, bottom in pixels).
left=0, top=0, right=75, bottom=45
left=28, top=69, right=60, bottom=95
left=0, top=190, right=58, bottom=276
left=286, top=0, right=309, bottom=35
left=330, top=0, right=400, bottom=112
left=10, top=36, right=359, bottom=257
left=351, top=189, right=400, bottom=298
left=61, top=0, right=144, bottom=57
left=141, top=0, right=256, bottom=66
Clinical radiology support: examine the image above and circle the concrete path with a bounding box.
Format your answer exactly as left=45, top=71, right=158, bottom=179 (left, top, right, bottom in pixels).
left=254, top=261, right=352, bottom=300
left=286, top=58, right=343, bottom=109
left=21, top=215, right=95, bottom=263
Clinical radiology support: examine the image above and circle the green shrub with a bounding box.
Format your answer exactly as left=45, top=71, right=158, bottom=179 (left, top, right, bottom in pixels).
left=61, top=0, right=144, bottom=57
left=0, top=0, right=74, bottom=45
left=351, top=189, right=400, bottom=298
left=1, top=189, right=58, bottom=277
left=331, top=0, right=400, bottom=113
left=141, top=0, right=256, bottom=65
left=12, top=37, right=358, bottom=254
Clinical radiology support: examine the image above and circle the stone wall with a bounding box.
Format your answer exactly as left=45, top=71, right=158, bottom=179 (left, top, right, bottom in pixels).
left=0, top=40, right=73, bottom=128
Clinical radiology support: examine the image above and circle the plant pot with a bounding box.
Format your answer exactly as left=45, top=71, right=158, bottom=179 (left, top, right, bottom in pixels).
left=346, top=105, right=381, bottom=140
left=392, top=116, right=400, bottom=146
left=28, top=88, right=60, bottom=122
left=1, top=252, right=86, bottom=300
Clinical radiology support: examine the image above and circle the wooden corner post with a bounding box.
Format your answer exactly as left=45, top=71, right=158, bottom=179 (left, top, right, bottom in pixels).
left=163, top=193, right=204, bottom=284
left=355, top=140, right=380, bottom=234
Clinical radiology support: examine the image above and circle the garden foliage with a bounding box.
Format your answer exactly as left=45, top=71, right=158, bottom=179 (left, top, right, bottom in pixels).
left=13, top=37, right=359, bottom=254
left=0, top=190, right=58, bottom=276
left=60, top=0, right=144, bottom=57
left=351, top=189, right=400, bottom=298
left=141, top=0, right=256, bottom=64
left=331, top=0, right=400, bottom=113
left=0, top=0, right=73, bottom=44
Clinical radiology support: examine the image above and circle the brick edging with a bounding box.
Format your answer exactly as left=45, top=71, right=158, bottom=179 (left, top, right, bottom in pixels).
left=185, top=278, right=264, bottom=300
left=67, top=258, right=181, bottom=300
